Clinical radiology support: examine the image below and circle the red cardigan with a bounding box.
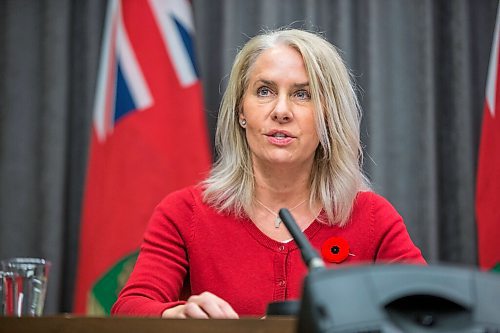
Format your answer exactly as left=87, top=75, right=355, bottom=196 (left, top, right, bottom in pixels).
left=111, top=186, right=425, bottom=317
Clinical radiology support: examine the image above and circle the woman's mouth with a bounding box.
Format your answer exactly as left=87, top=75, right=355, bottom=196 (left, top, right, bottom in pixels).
left=266, top=131, right=295, bottom=145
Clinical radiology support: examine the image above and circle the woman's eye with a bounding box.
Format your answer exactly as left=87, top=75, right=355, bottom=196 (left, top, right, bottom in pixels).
left=257, top=87, right=272, bottom=97
left=295, top=90, right=311, bottom=100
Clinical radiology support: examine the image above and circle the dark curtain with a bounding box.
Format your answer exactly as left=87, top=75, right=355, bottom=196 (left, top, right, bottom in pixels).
left=0, top=0, right=497, bottom=314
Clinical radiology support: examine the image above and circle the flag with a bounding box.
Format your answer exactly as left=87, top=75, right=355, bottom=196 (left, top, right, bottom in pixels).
left=476, top=4, right=500, bottom=270
left=74, top=0, right=211, bottom=314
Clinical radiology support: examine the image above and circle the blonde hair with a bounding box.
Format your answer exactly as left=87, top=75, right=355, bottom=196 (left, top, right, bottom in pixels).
left=202, top=29, right=370, bottom=226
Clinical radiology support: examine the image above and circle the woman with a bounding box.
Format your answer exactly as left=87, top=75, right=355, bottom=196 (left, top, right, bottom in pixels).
left=111, top=29, right=425, bottom=319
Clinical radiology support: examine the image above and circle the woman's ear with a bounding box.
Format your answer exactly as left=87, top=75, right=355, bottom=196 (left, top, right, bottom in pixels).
left=238, top=112, right=247, bottom=128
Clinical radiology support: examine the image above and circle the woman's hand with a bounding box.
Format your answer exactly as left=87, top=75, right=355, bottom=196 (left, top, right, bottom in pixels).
left=161, top=291, right=239, bottom=319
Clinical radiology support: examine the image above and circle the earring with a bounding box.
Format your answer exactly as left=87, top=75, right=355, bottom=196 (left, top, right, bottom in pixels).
left=240, top=119, right=247, bottom=127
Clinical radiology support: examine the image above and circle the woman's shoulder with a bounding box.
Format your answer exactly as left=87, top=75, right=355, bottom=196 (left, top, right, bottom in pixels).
left=353, top=190, right=395, bottom=208
left=351, top=190, right=402, bottom=223
left=155, top=184, right=206, bottom=214
left=158, top=184, right=203, bottom=203
left=351, top=192, right=425, bottom=264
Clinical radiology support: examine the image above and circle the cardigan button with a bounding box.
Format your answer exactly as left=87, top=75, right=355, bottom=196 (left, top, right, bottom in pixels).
left=278, top=245, right=286, bottom=252
left=277, top=280, right=286, bottom=287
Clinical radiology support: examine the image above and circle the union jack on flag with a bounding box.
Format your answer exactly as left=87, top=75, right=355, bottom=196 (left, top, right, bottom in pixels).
left=75, top=0, right=211, bottom=314
left=93, top=0, right=201, bottom=140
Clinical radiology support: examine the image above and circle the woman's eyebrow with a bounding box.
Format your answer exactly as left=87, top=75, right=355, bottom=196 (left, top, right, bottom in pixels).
left=255, top=79, right=276, bottom=87
left=292, top=82, right=310, bottom=88
left=254, top=79, right=309, bottom=88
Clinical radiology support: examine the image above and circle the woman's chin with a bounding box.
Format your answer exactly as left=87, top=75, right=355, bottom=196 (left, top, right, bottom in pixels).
left=261, top=156, right=310, bottom=167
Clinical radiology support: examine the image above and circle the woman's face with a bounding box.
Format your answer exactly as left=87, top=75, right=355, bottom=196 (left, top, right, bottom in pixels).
left=240, top=45, right=320, bottom=169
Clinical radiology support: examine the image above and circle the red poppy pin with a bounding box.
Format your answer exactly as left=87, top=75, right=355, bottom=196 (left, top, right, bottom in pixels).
left=321, top=236, right=350, bottom=264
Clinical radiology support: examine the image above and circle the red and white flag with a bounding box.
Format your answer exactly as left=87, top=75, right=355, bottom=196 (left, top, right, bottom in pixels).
left=74, top=0, right=211, bottom=313
left=476, top=5, right=500, bottom=270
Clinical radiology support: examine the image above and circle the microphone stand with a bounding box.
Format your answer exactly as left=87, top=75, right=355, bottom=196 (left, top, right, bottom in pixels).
left=278, top=208, right=325, bottom=271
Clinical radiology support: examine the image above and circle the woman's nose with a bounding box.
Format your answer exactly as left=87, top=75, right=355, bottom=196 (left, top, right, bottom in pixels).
left=271, top=96, right=293, bottom=123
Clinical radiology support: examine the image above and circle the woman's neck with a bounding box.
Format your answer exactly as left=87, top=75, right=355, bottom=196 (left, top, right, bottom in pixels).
left=252, top=160, right=313, bottom=206
left=249, top=160, right=321, bottom=242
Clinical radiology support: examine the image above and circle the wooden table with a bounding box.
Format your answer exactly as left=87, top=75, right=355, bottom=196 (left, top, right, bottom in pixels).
left=0, top=316, right=296, bottom=333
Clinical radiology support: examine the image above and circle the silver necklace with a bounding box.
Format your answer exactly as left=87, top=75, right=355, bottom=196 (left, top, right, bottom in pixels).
left=254, top=198, right=307, bottom=228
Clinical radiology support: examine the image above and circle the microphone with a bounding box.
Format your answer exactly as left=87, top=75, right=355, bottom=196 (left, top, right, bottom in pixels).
left=265, top=208, right=325, bottom=317
left=278, top=208, right=325, bottom=271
